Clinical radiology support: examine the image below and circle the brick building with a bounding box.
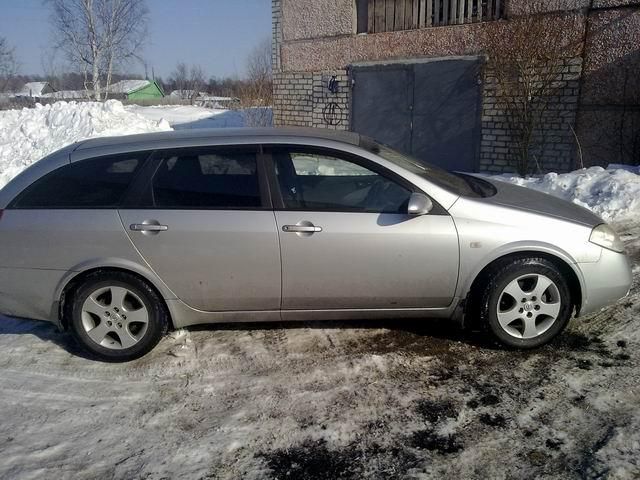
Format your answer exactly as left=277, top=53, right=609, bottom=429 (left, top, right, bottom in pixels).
left=272, top=0, right=640, bottom=173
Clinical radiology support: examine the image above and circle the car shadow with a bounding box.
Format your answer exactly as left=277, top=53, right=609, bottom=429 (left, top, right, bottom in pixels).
left=187, top=317, right=500, bottom=351
left=0, top=315, right=94, bottom=360
left=2, top=314, right=590, bottom=361
left=0, top=315, right=505, bottom=360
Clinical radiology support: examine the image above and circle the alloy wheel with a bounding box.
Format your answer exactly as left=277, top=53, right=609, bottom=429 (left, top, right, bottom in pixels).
left=496, top=274, right=561, bottom=339
left=80, top=286, right=149, bottom=349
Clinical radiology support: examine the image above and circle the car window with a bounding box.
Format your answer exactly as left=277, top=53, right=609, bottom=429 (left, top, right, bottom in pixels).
left=151, top=151, right=261, bottom=209
left=12, top=154, right=144, bottom=208
left=274, top=150, right=412, bottom=213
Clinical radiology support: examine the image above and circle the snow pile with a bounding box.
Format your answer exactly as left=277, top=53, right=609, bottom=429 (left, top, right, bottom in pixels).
left=0, top=100, right=171, bottom=187
left=491, top=166, right=640, bottom=222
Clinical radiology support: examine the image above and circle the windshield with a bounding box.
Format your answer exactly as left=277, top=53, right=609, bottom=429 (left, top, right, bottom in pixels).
left=361, top=138, right=495, bottom=198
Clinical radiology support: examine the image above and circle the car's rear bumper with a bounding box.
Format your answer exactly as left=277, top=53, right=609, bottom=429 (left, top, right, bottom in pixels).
left=578, top=248, right=633, bottom=316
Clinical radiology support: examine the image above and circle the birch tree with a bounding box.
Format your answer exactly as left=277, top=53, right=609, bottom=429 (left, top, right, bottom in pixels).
left=49, top=0, right=148, bottom=100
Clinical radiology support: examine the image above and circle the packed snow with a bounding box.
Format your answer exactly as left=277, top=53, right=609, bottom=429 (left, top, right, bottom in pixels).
left=126, top=104, right=247, bottom=129
left=0, top=100, right=171, bottom=187
left=0, top=101, right=638, bottom=478
left=128, top=104, right=272, bottom=130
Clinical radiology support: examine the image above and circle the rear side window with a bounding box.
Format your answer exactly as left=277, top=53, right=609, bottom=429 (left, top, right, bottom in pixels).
left=150, top=151, right=261, bottom=208
left=11, top=154, right=144, bottom=208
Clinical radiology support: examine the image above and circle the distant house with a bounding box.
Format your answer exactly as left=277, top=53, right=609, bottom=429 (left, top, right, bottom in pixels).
left=108, top=80, right=164, bottom=100
left=169, top=89, right=200, bottom=101
left=17, top=82, right=56, bottom=98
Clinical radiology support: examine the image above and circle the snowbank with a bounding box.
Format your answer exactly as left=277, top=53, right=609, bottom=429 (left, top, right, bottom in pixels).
left=0, top=100, right=171, bottom=188
left=491, top=166, right=640, bottom=223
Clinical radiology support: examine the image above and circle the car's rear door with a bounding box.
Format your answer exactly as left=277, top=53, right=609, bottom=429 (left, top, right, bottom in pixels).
left=267, top=146, right=459, bottom=311
left=119, top=145, right=281, bottom=312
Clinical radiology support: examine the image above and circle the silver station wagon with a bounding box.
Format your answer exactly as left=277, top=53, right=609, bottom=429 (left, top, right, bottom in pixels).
left=0, top=128, right=632, bottom=361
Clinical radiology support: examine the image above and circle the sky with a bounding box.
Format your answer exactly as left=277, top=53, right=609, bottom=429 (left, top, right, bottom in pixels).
left=0, top=0, right=271, bottom=79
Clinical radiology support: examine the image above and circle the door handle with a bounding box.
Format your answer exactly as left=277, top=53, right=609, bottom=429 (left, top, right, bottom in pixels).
left=130, top=223, right=168, bottom=232
left=282, top=225, right=322, bottom=233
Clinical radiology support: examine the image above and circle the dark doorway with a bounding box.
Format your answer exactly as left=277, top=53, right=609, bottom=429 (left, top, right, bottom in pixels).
left=351, top=58, right=483, bottom=171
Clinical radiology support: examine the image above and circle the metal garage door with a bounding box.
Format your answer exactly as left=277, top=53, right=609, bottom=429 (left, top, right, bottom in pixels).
left=351, top=57, right=482, bottom=172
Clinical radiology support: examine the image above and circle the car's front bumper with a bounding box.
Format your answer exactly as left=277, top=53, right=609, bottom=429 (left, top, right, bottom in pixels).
left=578, top=247, right=633, bottom=316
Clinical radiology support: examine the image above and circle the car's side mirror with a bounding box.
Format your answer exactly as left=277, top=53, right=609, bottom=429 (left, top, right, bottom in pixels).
left=407, top=193, right=433, bottom=216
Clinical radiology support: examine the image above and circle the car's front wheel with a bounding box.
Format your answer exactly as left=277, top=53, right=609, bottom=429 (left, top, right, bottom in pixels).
left=67, top=271, right=169, bottom=362
left=477, top=257, right=573, bottom=348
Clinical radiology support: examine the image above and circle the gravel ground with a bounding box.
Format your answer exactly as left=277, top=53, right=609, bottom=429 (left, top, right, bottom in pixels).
left=0, top=223, right=638, bottom=480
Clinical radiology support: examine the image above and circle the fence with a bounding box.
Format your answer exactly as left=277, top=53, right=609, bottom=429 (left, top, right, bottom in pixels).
left=358, top=0, right=505, bottom=33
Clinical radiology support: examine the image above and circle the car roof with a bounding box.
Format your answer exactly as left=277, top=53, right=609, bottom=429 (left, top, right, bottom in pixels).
left=75, top=127, right=362, bottom=151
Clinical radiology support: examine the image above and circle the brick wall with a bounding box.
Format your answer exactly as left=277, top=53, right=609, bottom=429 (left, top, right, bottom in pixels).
left=480, top=58, right=583, bottom=173
left=273, top=71, right=350, bottom=130
left=273, top=72, right=313, bottom=126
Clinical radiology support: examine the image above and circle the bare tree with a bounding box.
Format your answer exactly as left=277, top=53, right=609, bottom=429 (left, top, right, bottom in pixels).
left=49, top=0, right=148, bottom=100
left=99, top=0, right=149, bottom=98
left=169, top=62, right=205, bottom=104
left=0, top=37, right=18, bottom=92
left=238, top=38, right=273, bottom=127
left=170, top=62, right=189, bottom=97
left=188, top=64, right=206, bottom=101
left=483, top=1, right=583, bottom=175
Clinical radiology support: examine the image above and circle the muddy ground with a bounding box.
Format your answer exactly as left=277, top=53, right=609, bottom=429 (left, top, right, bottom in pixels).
left=0, top=224, right=638, bottom=480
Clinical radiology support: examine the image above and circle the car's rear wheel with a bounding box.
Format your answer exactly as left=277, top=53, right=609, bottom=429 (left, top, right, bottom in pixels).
left=67, top=271, right=168, bottom=362
left=477, top=257, right=572, bottom=348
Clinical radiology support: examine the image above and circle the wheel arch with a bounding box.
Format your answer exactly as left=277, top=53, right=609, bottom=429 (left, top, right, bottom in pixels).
left=56, top=264, right=176, bottom=331
left=462, top=249, right=584, bottom=322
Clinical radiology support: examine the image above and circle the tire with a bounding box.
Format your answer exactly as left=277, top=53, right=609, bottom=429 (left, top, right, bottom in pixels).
left=67, top=271, right=169, bottom=362
left=476, top=257, right=572, bottom=349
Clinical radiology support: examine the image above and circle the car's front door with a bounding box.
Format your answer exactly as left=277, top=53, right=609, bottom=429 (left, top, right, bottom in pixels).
left=119, top=146, right=281, bottom=312
left=268, top=146, right=459, bottom=311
